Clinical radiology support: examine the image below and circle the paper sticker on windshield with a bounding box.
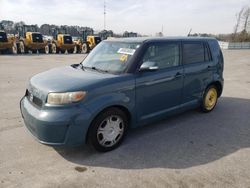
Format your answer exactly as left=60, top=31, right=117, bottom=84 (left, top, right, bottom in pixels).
left=117, top=48, right=136, bottom=55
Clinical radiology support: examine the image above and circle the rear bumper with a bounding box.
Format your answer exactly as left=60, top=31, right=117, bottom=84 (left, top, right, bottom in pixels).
left=20, top=97, right=92, bottom=146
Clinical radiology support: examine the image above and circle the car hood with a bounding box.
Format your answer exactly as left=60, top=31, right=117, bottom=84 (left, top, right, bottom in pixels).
left=28, top=65, right=116, bottom=101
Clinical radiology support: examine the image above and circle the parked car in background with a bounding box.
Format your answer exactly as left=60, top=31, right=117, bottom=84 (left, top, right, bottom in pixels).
left=20, top=37, right=224, bottom=152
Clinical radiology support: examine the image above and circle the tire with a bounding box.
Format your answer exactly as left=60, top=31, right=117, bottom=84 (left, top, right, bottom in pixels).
left=200, top=85, right=218, bottom=113
left=88, top=107, right=128, bottom=152
left=74, top=45, right=78, bottom=54
left=60, top=49, right=65, bottom=54
left=12, top=43, right=17, bottom=54
left=45, top=45, right=49, bottom=54
left=16, top=43, right=21, bottom=54
left=51, top=43, right=57, bottom=54
left=81, top=43, right=89, bottom=54
left=19, top=41, right=27, bottom=54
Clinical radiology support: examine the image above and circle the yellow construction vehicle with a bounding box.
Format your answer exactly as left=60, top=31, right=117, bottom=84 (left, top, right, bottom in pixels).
left=0, top=31, right=17, bottom=54
left=74, top=29, right=101, bottom=54
left=81, top=35, right=101, bottom=54
left=16, top=32, right=48, bottom=54
left=49, top=34, right=75, bottom=54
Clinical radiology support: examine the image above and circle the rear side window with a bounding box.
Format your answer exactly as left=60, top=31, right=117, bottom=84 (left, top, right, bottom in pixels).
left=183, top=42, right=210, bottom=64
left=143, top=43, right=180, bottom=69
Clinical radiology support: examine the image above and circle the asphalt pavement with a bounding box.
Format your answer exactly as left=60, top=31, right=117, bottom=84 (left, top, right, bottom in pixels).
left=0, top=51, right=250, bottom=188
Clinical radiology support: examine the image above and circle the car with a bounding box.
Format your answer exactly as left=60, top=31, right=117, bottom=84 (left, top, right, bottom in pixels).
left=20, top=37, right=224, bottom=152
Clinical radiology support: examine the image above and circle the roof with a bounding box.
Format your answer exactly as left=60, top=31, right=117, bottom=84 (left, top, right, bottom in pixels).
left=106, top=36, right=217, bottom=43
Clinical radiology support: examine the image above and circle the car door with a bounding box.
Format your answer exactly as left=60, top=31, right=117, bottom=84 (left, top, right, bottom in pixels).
left=135, top=41, right=184, bottom=122
left=182, top=41, right=214, bottom=105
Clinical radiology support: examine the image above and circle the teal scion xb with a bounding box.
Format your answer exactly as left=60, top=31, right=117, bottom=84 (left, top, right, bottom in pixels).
left=20, top=37, right=224, bottom=152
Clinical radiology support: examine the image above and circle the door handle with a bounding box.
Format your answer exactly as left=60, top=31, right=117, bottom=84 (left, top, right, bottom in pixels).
left=175, top=72, right=182, bottom=78
left=207, top=66, right=213, bottom=70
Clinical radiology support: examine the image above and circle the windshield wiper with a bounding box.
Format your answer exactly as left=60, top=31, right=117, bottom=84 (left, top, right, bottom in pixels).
left=90, top=66, right=109, bottom=73
left=79, top=64, right=109, bottom=73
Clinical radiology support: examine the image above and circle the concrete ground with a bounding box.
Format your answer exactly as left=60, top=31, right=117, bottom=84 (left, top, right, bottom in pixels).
left=0, top=50, right=250, bottom=188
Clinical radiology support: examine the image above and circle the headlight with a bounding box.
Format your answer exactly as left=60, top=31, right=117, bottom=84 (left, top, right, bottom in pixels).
left=47, top=91, right=86, bottom=105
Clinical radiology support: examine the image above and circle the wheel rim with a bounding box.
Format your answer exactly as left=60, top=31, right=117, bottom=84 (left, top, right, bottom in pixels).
left=52, top=44, right=56, bottom=54
left=45, top=45, right=49, bottom=54
left=97, top=115, right=124, bottom=147
left=20, top=42, right=25, bottom=53
left=12, top=44, right=17, bottom=54
left=74, top=46, right=77, bottom=53
left=82, top=44, right=87, bottom=53
left=205, top=88, right=217, bottom=110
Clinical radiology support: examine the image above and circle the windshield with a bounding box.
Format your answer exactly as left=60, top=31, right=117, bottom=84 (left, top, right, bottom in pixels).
left=81, top=41, right=141, bottom=74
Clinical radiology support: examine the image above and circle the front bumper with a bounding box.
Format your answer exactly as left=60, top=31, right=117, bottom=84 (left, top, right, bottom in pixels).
left=20, top=97, right=92, bottom=146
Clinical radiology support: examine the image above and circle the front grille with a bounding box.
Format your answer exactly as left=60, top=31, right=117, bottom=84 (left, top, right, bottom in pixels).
left=26, top=90, right=43, bottom=107
left=0, top=32, right=8, bottom=42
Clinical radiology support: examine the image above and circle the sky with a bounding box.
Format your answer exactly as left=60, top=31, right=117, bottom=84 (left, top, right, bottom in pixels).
left=0, top=0, right=249, bottom=36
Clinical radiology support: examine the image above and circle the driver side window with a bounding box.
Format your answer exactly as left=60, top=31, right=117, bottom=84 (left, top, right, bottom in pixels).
left=143, top=43, right=180, bottom=69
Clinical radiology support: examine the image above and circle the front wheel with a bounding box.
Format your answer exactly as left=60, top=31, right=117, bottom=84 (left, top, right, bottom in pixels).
left=88, top=108, right=128, bottom=152
left=45, top=45, right=49, bottom=54
left=200, top=85, right=218, bottom=113
left=12, top=43, right=17, bottom=54
left=50, top=43, right=57, bottom=54
left=19, top=41, right=28, bottom=54
left=81, top=43, right=89, bottom=54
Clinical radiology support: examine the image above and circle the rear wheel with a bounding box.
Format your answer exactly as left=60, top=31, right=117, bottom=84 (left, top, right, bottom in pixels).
left=88, top=108, right=128, bottom=152
left=200, top=85, right=218, bottom=113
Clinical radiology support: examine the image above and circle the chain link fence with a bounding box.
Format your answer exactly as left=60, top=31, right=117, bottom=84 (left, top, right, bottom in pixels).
left=219, top=41, right=250, bottom=49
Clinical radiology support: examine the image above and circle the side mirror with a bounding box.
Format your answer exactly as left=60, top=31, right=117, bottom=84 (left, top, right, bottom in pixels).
left=139, top=61, right=159, bottom=72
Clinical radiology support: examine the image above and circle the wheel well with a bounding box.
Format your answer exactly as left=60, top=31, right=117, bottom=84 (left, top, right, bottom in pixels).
left=209, top=81, right=223, bottom=97
left=85, top=105, right=131, bottom=143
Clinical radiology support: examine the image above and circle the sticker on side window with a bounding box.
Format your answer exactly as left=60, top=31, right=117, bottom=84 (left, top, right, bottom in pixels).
left=117, top=48, right=136, bottom=55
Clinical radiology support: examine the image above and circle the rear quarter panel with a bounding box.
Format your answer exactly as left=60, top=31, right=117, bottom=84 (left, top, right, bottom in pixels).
left=207, top=40, right=224, bottom=88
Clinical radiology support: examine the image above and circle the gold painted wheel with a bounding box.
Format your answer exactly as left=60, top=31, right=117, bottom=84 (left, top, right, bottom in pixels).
left=204, top=87, right=218, bottom=111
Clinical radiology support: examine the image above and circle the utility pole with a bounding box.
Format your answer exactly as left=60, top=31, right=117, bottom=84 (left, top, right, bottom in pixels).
left=188, top=28, right=192, bottom=36
left=104, top=0, right=106, bottom=30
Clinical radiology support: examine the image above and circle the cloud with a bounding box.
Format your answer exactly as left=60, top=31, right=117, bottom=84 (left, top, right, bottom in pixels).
left=0, top=0, right=249, bottom=35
